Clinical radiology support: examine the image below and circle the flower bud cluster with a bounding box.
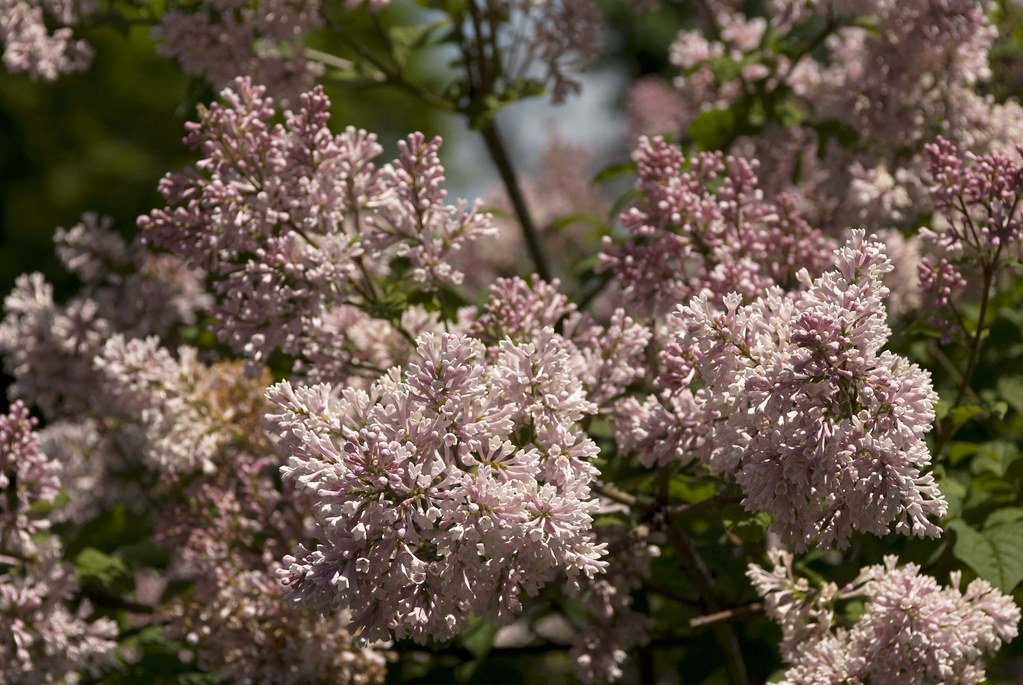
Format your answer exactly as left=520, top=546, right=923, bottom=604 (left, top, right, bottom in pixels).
left=599, top=136, right=832, bottom=318
left=921, top=136, right=1023, bottom=267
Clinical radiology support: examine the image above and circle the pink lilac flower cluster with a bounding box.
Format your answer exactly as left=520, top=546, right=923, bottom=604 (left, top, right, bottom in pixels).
left=267, top=327, right=608, bottom=643
left=0, top=402, right=118, bottom=685
left=0, top=213, right=208, bottom=419
left=921, top=136, right=1023, bottom=271
left=629, top=0, right=1021, bottom=237
left=749, top=550, right=1021, bottom=685
left=470, top=275, right=650, bottom=409
left=139, top=78, right=494, bottom=375
left=598, top=136, right=833, bottom=318
left=569, top=524, right=659, bottom=684
left=152, top=0, right=323, bottom=104
left=95, top=336, right=392, bottom=684
left=671, top=231, right=946, bottom=550
left=0, top=0, right=92, bottom=80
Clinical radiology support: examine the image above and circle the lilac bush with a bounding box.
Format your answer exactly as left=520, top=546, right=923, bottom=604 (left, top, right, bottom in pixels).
left=2, top=1, right=1023, bottom=684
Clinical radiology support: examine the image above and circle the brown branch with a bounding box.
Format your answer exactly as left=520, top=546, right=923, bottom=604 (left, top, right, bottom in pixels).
left=689, top=603, right=763, bottom=630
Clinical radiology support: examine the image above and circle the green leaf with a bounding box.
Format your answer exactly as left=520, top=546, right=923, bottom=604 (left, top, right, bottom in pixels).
left=460, top=618, right=501, bottom=659
left=388, top=20, right=448, bottom=65
left=704, top=55, right=746, bottom=84
left=74, top=548, right=133, bottom=594
left=949, top=519, right=1023, bottom=592
left=997, top=376, right=1023, bottom=415
left=963, top=471, right=1018, bottom=511
left=986, top=508, right=1023, bottom=528
left=686, top=107, right=737, bottom=151
left=948, top=403, right=983, bottom=427
left=948, top=441, right=982, bottom=466
left=969, top=441, right=1019, bottom=477
left=64, top=505, right=153, bottom=557
left=593, top=160, right=636, bottom=184
left=724, top=510, right=771, bottom=543
left=935, top=466, right=967, bottom=519
left=810, top=118, right=859, bottom=155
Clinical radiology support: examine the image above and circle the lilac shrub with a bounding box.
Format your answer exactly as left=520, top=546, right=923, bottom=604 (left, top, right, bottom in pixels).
left=3, top=1, right=1023, bottom=684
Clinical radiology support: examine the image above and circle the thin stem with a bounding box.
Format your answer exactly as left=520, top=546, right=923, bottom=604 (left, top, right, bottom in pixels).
left=665, top=521, right=749, bottom=685
left=593, top=482, right=640, bottom=508
left=576, top=272, right=613, bottom=312
left=689, top=603, right=763, bottom=630
left=936, top=245, right=1002, bottom=453
left=303, top=47, right=356, bottom=72
left=929, top=343, right=981, bottom=406
left=952, top=255, right=997, bottom=410
left=668, top=490, right=742, bottom=520
left=332, top=29, right=456, bottom=112
left=479, top=120, right=553, bottom=281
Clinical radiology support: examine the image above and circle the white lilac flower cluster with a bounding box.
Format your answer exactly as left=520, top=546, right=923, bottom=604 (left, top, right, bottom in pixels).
left=749, top=550, right=1021, bottom=685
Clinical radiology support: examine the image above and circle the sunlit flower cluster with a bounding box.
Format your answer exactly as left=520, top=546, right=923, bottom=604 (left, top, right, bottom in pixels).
left=750, top=550, right=1021, bottom=685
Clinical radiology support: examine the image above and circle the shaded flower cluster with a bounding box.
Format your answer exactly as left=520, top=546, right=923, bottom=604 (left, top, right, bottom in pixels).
left=0, top=213, right=208, bottom=419
left=152, top=0, right=322, bottom=104
left=0, top=402, right=118, bottom=685
left=96, top=337, right=391, bottom=684
left=749, top=550, right=1021, bottom=685
left=569, top=524, right=659, bottom=684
